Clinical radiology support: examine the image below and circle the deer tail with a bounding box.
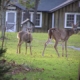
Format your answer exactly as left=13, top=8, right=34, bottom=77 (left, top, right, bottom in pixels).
left=48, top=28, right=53, bottom=39
left=17, top=34, right=19, bottom=38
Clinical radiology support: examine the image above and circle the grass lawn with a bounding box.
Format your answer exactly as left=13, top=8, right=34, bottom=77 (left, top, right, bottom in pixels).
left=0, top=32, right=80, bottom=80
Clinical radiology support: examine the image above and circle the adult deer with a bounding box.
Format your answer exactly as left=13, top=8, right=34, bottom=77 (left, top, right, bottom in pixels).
left=42, top=23, right=78, bottom=57
left=17, top=28, right=33, bottom=55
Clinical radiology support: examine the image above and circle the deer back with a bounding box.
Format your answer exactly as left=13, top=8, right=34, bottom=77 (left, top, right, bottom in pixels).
left=49, top=28, right=67, bottom=40
left=22, top=32, right=33, bottom=43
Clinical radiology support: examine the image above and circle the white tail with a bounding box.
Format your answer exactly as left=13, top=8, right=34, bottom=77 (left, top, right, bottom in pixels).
left=42, top=23, right=78, bottom=57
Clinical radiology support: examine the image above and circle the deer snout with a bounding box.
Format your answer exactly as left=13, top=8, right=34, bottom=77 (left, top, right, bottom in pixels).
left=74, top=28, right=78, bottom=34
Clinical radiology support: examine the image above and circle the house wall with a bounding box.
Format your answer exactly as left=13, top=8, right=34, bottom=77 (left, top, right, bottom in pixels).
left=34, top=12, right=52, bottom=32
left=54, top=1, right=80, bottom=28
left=5, top=6, right=23, bottom=32
left=35, top=1, right=80, bottom=32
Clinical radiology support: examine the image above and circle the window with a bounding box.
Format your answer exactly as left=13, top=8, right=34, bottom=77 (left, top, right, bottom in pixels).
left=35, top=14, right=40, bottom=26
left=65, top=13, right=80, bottom=28
left=22, top=12, right=27, bottom=21
left=30, top=12, right=42, bottom=28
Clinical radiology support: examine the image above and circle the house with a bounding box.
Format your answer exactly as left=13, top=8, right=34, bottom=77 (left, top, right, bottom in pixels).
left=29, top=0, right=80, bottom=32
left=0, top=0, right=30, bottom=32
left=1, top=0, right=80, bottom=32
left=5, top=0, right=30, bottom=32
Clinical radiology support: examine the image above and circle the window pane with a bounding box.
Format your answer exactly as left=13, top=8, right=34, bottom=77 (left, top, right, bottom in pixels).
left=76, top=15, right=80, bottom=27
left=22, top=12, right=28, bottom=21
left=67, top=14, right=74, bottom=26
left=35, top=14, right=40, bottom=26
left=8, top=13, right=15, bottom=23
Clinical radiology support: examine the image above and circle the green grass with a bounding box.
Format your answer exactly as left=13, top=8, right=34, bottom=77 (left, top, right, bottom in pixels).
left=0, top=32, right=80, bottom=80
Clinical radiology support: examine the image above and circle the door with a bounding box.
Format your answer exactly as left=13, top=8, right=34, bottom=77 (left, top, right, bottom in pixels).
left=6, top=11, right=16, bottom=32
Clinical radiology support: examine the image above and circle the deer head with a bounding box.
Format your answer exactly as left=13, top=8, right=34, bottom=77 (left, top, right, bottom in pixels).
left=71, top=23, right=78, bottom=34
left=26, top=27, right=32, bottom=33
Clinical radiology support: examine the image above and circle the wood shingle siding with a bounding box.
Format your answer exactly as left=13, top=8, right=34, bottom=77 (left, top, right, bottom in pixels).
left=53, top=0, right=80, bottom=29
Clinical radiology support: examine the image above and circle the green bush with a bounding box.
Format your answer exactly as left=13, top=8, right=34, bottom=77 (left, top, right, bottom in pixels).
left=0, top=48, right=12, bottom=80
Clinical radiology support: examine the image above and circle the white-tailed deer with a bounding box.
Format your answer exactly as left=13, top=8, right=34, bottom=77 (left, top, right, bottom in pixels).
left=17, top=28, right=33, bottom=55
left=42, top=23, right=78, bottom=57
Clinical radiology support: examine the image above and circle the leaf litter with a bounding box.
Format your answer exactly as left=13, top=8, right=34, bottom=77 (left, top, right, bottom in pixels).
left=0, top=59, right=44, bottom=75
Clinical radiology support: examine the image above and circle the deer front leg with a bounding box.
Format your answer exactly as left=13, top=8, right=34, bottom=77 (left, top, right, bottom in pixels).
left=54, top=41, right=60, bottom=57
left=42, top=39, right=51, bottom=56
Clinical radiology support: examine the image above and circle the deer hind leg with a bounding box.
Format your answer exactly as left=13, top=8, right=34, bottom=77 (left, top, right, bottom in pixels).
left=62, top=41, right=65, bottom=57
left=54, top=40, right=60, bottom=57
left=25, top=43, right=27, bottom=54
left=17, top=39, right=20, bottom=54
left=18, top=41, right=23, bottom=54
left=19, top=44, right=21, bottom=54
left=17, top=44, right=18, bottom=54
left=17, top=43, right=21, bottom=54
left=42, top=38, right=51, bottom=56
left=29, top=43, right=32, bottom=55
left=65, top=41, right=67, bottom=57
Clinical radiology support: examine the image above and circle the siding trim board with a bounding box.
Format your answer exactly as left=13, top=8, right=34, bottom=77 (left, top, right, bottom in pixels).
left=50, top=0, right=78, bottom=12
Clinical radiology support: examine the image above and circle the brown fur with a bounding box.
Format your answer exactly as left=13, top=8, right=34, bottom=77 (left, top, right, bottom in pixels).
left=42, top=24, right=78, bottom=57
left=17, top=31, right=33, bottom=55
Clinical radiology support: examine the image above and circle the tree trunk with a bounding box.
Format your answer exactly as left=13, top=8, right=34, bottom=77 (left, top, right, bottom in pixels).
left=0, top=0, right=9, bottom=48
left=33, top=0, right=40, bottom=32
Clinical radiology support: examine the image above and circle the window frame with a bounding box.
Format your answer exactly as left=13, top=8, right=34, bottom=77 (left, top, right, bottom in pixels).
left=22, top=12, right=25, bottom=22
left=65, top=13, right=80, bottom=28
left=29, top=12, right=42, bottom=28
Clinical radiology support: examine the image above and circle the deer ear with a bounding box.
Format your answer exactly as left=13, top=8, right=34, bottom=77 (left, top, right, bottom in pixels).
left=71, top=23, right=74, bottom=26
left=69, top=22, right=74, bottom=27
left=70, top=23, right=74, bottom=28
left=76, top=22, right=79, bottom=27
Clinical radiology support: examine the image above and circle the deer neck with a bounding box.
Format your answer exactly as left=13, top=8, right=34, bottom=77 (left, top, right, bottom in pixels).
left=66, top=29, right=74, bottom=37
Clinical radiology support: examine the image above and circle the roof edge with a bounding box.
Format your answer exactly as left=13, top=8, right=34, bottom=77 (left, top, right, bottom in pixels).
left=50, top=0, right=77, bottom=12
